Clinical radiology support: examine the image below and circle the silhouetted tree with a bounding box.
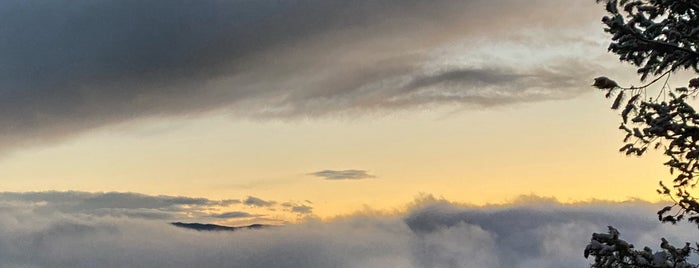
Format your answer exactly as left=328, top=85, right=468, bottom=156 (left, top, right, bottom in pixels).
left=585, top=0, right=699, bottom=267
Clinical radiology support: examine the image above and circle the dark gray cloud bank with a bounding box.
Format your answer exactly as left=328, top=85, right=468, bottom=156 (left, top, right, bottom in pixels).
left=0, top=0, right=604, bottom=153
left=0, top=191, right=694, bottom=267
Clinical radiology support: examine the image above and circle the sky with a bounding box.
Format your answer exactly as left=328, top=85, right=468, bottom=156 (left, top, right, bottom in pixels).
left=0, top=0, right=696, bottom=266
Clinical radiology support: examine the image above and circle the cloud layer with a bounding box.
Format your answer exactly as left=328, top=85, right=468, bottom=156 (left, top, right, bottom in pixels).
left=0, top=0, right=605, bottom=153
left=0, top=192, right=693, bottom=268
left=0, top=191, right=308, bottom=223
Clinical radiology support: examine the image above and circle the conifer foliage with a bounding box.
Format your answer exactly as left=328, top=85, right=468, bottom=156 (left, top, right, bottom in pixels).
left=586, top=1, right=699, bottom=267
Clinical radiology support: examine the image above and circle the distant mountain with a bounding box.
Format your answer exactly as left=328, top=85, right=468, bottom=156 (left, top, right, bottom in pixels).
left=171, top=222, right=269, bottom=231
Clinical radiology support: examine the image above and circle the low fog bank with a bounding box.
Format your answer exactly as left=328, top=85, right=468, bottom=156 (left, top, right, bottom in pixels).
left=0, top=195, right=691, bottom=268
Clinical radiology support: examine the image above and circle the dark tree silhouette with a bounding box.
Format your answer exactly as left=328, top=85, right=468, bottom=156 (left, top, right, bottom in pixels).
left=585, top=0, right=699, bottom=267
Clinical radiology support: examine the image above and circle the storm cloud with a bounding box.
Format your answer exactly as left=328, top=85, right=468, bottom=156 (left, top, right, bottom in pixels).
left=0, top=0, right=605, bottom=153
left=0, top=193, right=693, bottom=268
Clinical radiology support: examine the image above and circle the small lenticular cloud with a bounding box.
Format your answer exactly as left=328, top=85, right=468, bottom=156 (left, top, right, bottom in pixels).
left=310, top=169, right=375, bottom=180
left=291, top=205, right=313, bottom=214
left=244, top=196, right=275, bottom=207
left=212, top=211, right=253, bottom=219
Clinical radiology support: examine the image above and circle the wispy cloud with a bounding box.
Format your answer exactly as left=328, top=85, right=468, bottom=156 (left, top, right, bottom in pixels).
left=0, top=191, right=225, bottom=219
left=0, top=191, right=297, bottom=222
left=310, top=170, right=375, bottom=180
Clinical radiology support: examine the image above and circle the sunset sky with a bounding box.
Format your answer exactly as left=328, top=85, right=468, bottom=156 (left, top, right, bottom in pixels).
left=5, top=1, right=699, bottom=267
left=0, top=0, right=676, bottom=221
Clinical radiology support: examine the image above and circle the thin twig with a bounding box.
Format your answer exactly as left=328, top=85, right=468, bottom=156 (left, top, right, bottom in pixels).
left=621, top=70, right=673, bottom=91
